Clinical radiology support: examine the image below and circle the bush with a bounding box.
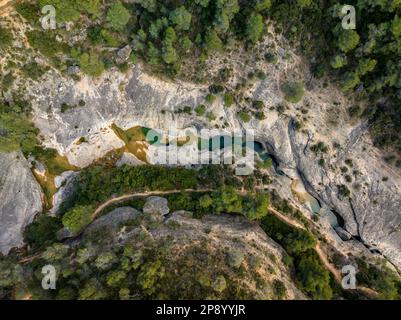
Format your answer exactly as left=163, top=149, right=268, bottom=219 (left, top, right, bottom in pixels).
left=77, top=52, right=105, bottom=77
left=62, top=205, right=94, bottom=234
left=265, top=52, right=278, bottom=64
left=16, top=3, right=39, bottom=24
left=22, top=62, right=47, bottom=80
left=0, top=27, right=12, bottom=48
left=337, top=185, right=350, bottom=198
left=24, top=215, right=61, bottom=249
left=107, top=2, right=131, bottom=31
left=26, top=31, right=66, bottom=58
left=281, top=81, right=305, bottom=103
left=295, top=249, right=333, bottom=300
left=273, top=279, right=287, bottom=299
left=330, top=54, right=347, bottom=69
left=239, top=110, right=251, bottom=122
left=0, top=112, right=39, bottom=154
left=195, top=104, right=206, bottom=116
left=205, top=94, right=216, bottom=104
left=310, top=141, right=328, bottom=154
left=223, top=93, right=234, bottom=107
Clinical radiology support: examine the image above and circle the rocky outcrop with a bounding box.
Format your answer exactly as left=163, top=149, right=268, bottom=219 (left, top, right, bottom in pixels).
left=30, top=66, right=208, bottom=168
left=51, top=171, right=79, bottom=215
left=149, top=212, right=307, bottom=299
left=143, top=196, right=170, bottom=216
left=84, top=206, right=140, bottom=237
left=0, top=151, right=43, bottom=254
left=27, top=55, right=401, bottom=269
left=287, top=118, right=401, bottom=267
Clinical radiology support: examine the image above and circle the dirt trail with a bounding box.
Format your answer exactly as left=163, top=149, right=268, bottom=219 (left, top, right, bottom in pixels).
left=91, top=188, right=212, bottom=220
left=17, top=188, right=379, bottom=298
left=267, top=206, right=379, bottom=298
left=93, top=190, right=376, bottom=298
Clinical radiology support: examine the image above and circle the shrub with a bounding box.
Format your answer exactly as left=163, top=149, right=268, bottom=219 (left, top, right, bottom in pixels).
left=252, top=100, right=265, bottom=109
left=239, top=110, right=251, bottom=122
left=195, top=104, right=206, bottom=116
left=209, top=84, right=224, bottom=94
left=223, top=93, right=234, bottom=107
left=337, top=184, right=350, bottom=198
left=24, top=215, right=61, bottom=249
left=330, top=54, right=347, bottom=69
left=206, top=112, right=216, bottom=121
left=273, top=279, right=287, bottom=299
left=341, top=72, right=360, bottom=91
left=62, top=205, right=94, bottom=234
left=310, top=141, right=328, bottom=154
left=78, top=52, right=105, bottom=77
left=26, top=31, right=66, bottom=58
left=265, top=52, right=278, bottom=64
left=0, top=27, right=12, bottom=48
left=281, top=81, right=305, bottom=103
left=22, top=62, right=47, bottom=80
left=0, top=112, right=39, bottom=154
left=255, top=111, right=266, bottom=120
left=245, top=13, right=264, bottom=44
left=205, top=94, right=216, bottom=104
left=16, top=3, right=40, bottom=24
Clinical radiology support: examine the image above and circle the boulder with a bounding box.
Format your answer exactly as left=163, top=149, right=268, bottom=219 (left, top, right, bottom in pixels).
left=115, top=45, right=132, bottom=64
left=143, top=196, right=169, bottom=216
left=335, top=227, right=353, bottom=241
left=84, top=207, right=141, bottom=236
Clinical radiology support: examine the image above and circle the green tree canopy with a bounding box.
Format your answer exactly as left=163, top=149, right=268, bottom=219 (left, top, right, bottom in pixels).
left=245, top=13, right=264, bottom=44
left=106, top=2, right=131, bottom=31
left=169, top=6, right=192, bottom=31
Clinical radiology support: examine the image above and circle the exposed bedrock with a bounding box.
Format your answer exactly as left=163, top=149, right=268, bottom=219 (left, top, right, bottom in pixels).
left=286, top=119, right=401, bottom=268
left=0, top=151, right=43, bottom=254
left=28, top=66, right=401, bottom=268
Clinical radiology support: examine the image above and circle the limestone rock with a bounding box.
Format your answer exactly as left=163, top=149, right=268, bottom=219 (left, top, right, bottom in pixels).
left=143, top=196, right=169, bottom=216
left=0, top=152, right=43, bottom=254
left=67, top=65, right=80, bottom=75
left=116, top=152, right=145, bottom=167
left=335, top=227, right=353, bottom=241
left=84, top=206, right=141, bottom=236
left=115, top=45, right=132, bottom=64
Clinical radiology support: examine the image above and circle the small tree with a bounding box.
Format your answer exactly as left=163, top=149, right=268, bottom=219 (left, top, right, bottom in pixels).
left=203, top=29, right=223, bottom=52
left=169, top=6, right=192, bottom=31
left=245, top=13, right=264, bottom=44
left=341, top=72, right=360, bottom=91
left=330, top=54, right=347, bottom=69
left=281, top=81, right=305, bottom=103
left=106, top=2, right=131, bottom=31
left=62, top=205, right=94, bottom=234
left=224, top=93, right=234, bottom=107
left=338, top=29, right=360, bottom=52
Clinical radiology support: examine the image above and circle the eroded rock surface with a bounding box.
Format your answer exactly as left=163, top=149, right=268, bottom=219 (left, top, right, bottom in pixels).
left=26, top=57, right=401, bottom=268
left=84, top=206, right=140, bottom=237
left=143, top=196, right=170, bottom=216
left=0, top=151, right=43, bottom=254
